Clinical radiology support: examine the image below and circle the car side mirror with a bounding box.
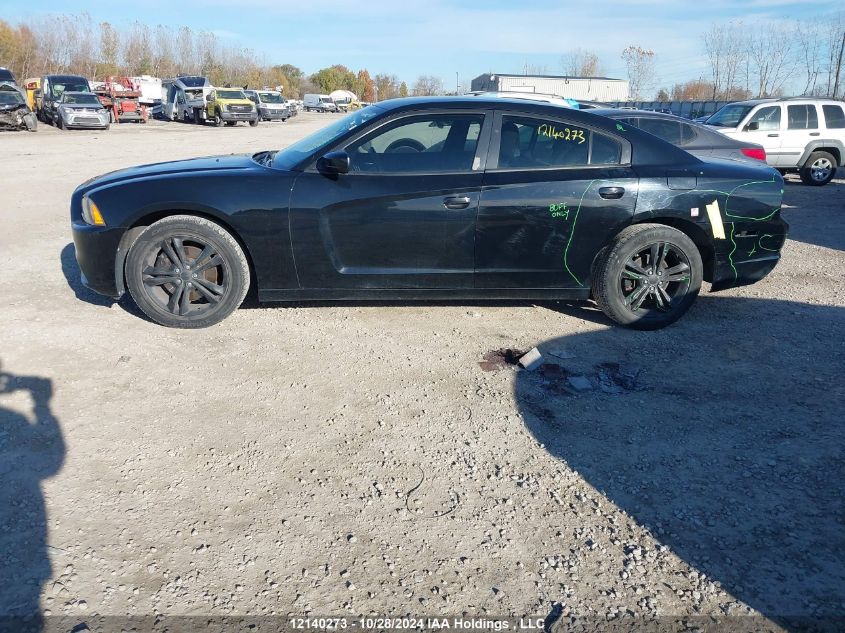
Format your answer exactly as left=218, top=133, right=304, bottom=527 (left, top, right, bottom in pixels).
left=317, top=151, right=351, bottom=175
left=206, top=94, right=213, bottom=102
left=745, top=121, right=759, bottom=131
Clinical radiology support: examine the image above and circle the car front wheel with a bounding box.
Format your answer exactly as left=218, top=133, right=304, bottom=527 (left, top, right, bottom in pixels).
left=125, top=215, right=250, bottom=328
left=592, top=224, right=703, bottom=330
left=800, top=151, right=837, bottom=186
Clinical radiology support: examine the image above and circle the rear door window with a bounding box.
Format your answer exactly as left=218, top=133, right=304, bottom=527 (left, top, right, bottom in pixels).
left=495, top=115, right=623, bottom=169
left=637, top=117, right=682, bottom=145
left=822, top=104, right=845, bottom=129
left=787, top=105, right=819, bottom=130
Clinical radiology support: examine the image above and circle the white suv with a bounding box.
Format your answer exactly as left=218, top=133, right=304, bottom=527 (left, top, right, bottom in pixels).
left=704, top=98, right=845, bottom=186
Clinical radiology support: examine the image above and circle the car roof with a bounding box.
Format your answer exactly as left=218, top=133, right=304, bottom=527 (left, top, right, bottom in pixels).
left=45, top=74, right=88, bottom=81
left=589, top=108, right=691, bottom=121
left=369, top=97, right=699, bottom=166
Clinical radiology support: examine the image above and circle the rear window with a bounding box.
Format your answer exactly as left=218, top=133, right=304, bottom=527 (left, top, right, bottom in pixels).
left=787, top=104, right=819, bottom=130
left=496, top=116, right=623, bottom=169
left=822, top=104, right=845, bottom=129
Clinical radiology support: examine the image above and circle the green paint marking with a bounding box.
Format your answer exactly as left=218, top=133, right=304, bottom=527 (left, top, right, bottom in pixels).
left=727, top=223, right=738, bottom=282
left=758, top=233, right=779, bottom=252
left=563, top=180, right=598, bottom=286
left=691, top=175, right=781, bottom=221
left=747, top=245, right=757, bottom=257
left=615, top=123, right=625, bottom=132
left=549, top=202, right=570, bottom=219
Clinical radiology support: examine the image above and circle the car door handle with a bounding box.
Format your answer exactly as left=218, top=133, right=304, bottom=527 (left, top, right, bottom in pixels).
left=768, top=133, right=779, bottom=137
left=809, top=132, right=820, bottom=136
left=443, top=196, right=472, bottom=209
left=598, top=186, right=625, bottom=200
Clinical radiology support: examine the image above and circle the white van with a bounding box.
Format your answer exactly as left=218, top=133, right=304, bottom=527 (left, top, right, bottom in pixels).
left=304, top=94, right=337, bottom=113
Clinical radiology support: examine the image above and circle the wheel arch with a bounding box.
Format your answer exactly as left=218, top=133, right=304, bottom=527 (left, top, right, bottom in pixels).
left=798, top=141, right=843, bottom=167
left=114, top=209, right=258, bottom=298
left=631, top=215, right=715, bottom=283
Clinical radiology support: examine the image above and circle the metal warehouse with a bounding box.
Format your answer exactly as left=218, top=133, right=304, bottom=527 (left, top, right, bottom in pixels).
left=471, top=73, right=630, bottom=102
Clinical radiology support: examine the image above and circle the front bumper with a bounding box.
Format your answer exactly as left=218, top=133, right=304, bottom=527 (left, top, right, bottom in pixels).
left=259, top=107, right=288, bottom=120
left=71, top=221, right=125, bottom=298
left=62, top=109, right=110, bottom=128
left=221, top=110, right=258, bottom=122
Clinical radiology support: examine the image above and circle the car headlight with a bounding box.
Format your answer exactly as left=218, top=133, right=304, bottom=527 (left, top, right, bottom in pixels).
left=81, top=196, right=106, bottom=226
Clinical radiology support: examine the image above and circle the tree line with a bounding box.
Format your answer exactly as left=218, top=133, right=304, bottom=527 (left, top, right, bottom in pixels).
left=1, top=12, right=842, bottom=101
left=0, top=14, right=449, bottom=100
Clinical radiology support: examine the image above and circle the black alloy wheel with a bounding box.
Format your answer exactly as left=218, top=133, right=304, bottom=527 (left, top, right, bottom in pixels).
left=593, top=224, right=703, bottom=330
left=125, top=216, right=249, bottom=328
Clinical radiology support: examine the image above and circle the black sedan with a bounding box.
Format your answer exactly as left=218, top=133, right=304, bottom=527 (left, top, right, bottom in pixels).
left=70, top=96, right=787, bottom=329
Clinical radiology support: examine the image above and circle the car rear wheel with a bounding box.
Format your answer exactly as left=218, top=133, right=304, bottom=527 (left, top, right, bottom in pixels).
left=799, top=151, right=837, bottom=186
left=125, top=215, right=250, bottom=328
left=592, top=224, right=703, bottom=330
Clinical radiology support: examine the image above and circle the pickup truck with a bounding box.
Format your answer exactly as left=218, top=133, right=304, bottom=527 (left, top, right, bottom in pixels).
left=202, top=89, right=258, bottom=127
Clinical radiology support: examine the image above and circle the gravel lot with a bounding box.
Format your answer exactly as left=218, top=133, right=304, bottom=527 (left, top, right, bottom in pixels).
left=1, top=114, right=843, bottom=632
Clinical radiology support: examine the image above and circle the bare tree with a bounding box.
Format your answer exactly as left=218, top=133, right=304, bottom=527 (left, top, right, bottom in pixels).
left=747, top=24, right=796, bottom=97
left=703, top=21, right=747, bottom=99
left=412, top=75, right=444, bottom=96
left=621, top=45, right=655, bottom=100
left=560, top=49, right=602, bottom=77
left=795, top=18, right=823, bottom=95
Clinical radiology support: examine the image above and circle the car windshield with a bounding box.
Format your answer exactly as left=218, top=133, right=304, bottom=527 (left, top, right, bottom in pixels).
left=51, top=81, right=88, bottom=98
left=0, top=90, right=25, bottom=105
left=273, top=105, right=385, bottom=170
left=320, top=97, right=333, bottom=103
left=259, top=92, right=284, bottom=103
left=705, top=104, right=754, bottom=127
left=218, top=90, right=246, bottom=99
left=63, top=93, right=100, bottom=105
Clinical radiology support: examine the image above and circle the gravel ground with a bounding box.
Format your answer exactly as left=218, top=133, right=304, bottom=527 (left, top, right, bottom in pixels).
left=0, top=114, right=843, bottom=632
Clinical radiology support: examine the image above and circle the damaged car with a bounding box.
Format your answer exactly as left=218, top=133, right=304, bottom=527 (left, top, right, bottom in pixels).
left=0, top=84, right=37, bottom=132
left=70, top=96, right=788, bottom=330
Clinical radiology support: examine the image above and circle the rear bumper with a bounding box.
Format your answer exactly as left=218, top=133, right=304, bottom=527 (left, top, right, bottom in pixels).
left=71, top=221, right=125, bottom=298
left=710, top=218, right=789, bottom=291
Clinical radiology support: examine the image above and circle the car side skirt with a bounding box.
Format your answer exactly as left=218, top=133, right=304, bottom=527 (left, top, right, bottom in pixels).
left=258, top=288, right=592, bottom=302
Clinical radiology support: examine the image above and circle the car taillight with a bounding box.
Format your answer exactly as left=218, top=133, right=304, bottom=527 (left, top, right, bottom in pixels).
left=741, top=147, right=766, bottom=161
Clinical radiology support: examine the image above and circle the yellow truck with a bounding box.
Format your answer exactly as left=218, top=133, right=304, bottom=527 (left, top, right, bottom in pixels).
left=202, top=88, right=258, bottom=127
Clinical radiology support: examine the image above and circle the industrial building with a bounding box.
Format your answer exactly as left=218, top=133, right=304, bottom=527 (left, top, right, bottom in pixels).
left=471, top=73, right=630, bottom=102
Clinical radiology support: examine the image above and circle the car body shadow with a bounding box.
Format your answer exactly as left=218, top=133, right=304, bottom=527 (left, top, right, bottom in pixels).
left=516, top=296, right=844, bottom=631
left=60, top=243, right=115, bottom=308
left=0, top=362, right=65, bottom=632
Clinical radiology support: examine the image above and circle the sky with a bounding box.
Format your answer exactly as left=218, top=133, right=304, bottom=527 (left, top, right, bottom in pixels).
left=3, top=0, right=842, bottom=91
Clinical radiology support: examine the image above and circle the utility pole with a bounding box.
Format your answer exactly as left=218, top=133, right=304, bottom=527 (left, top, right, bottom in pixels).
left=833, top=30, right=845, bottom=99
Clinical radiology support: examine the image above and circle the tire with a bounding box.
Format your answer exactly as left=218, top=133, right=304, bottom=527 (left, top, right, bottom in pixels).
left=799, top=151, right=837, bottom=186
left=125, top=215, right=250, bottom=328
left=592, top=224, right=703, bottom=330
left=225, top=121, right=236, bottom=126
left=214, top=112, right=223, bottom=127
left=55, top=115, right=63, bottom=130
left=249, top=118, right=258, bottom=127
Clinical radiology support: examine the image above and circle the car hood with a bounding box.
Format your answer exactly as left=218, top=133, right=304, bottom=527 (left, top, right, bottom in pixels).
left=77, top=154, right=261, bottom=194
